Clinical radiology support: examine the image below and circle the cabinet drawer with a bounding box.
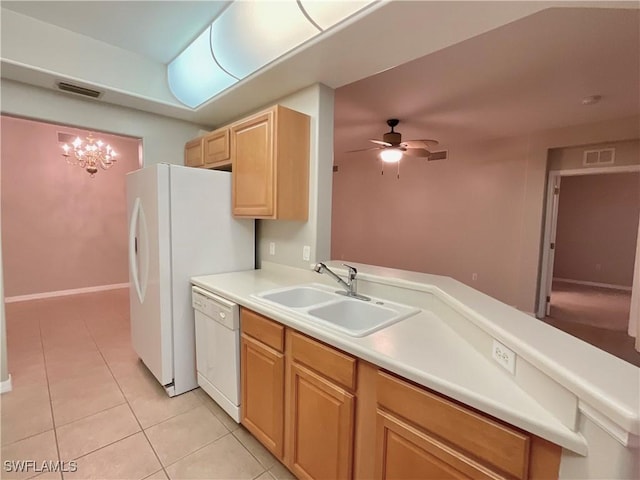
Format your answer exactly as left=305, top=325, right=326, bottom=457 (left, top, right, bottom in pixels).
left=377, top=371, right=530, bottom=480
left=241, top=308, right=284, bottom=353
left=289, top=330, right=356, bottom=391
left=375, top=409, right=505, bottom=480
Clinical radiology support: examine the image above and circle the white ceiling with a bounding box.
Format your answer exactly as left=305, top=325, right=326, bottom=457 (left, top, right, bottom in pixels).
left=334, top=7, right=640, bottom=154
left=1, top=1, right=230, bottom=63
left=1, top=0, right=638, bottom=146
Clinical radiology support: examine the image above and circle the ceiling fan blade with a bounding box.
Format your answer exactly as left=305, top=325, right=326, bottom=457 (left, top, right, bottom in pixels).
left=403, top=148, right=431, bottom=158
left=401, top=139, right=439, bottom=149
left=345, top=146, right=383, bottom=153
left=369, top=139, right=392, bottom=147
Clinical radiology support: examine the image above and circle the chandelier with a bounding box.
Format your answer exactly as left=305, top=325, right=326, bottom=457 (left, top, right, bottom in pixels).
left=61, top=134, right=117, bottom=177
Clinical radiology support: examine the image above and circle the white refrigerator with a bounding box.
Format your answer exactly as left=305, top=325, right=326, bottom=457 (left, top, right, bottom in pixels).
left=126, top=164, right=254, bottom=396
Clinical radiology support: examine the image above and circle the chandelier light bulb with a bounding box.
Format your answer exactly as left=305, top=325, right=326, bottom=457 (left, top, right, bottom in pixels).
left=61, top=133, right=117, bottom=177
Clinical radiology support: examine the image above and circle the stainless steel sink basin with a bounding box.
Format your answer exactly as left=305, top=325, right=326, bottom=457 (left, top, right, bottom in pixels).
left=254, top=284, right=420, bottom=337
left=259, top=286, right=337, bottom=308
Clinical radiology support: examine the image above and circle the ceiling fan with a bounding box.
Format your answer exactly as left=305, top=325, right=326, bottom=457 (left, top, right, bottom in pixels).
left=347, top=119, right=440, bottom=163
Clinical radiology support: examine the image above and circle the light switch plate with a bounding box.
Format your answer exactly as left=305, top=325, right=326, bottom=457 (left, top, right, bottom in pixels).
left=302, top=245, right=310, bottom=261
left=269, top=242, right=275, bottom=256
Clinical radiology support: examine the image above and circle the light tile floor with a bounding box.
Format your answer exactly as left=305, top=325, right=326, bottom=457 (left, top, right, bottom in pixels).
left=1, top=289, right=296, bottom=480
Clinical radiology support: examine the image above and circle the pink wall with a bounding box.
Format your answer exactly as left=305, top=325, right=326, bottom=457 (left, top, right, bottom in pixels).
left=332, top=127, right=640, bottom=308
left=1, top=115, right=141, bottom=297
left=331, top=136, right=530, bottom=306
left=553, top=172, right=640, bottom=287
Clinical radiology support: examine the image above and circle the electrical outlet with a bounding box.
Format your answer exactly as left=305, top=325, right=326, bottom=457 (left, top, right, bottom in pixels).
left=595, top=263, right=602, bottom=271
left=472, top=273, right=478, bottom=281
left=302, top=245, right=311, bottom=261
left=492, top=339, right=516, bottom=375
left=269, top=242, right=275, bottom=256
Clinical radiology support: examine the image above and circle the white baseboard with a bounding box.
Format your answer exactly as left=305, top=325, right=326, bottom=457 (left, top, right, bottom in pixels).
left=4, top=283, right=130, bottom=303
left=0, top=375, right=12, bottom=394
left=553, top=278, right=632, bottom=292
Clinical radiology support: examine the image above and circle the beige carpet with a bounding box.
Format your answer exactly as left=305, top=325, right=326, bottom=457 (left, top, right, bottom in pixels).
left=549, top=281, right=631, bottom=331
left=544, top=281, right=639, bottom=367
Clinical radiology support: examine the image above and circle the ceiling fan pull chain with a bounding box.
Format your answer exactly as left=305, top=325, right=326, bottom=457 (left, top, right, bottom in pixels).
left=397, top=161, right=400, bottom=179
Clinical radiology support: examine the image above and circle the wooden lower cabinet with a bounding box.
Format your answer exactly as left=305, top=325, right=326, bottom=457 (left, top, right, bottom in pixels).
left=239, top=309, right=561, bottom=480
left=368, top=371, right=561, bottom=480
left=240, top=333, right=285, bottom=458
left=375, top=410, right=507, bottom=480
left=287, top=362, right=355, bottom=480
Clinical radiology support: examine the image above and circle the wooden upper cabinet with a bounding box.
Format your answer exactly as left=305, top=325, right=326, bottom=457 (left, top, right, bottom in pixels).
left=183, top=128, right=230, bottom=170
left=203, top=127, right=230, bottom=168
left=231, top=105, right=310, bottom=220
left=184, top=137, right=204, bottom=167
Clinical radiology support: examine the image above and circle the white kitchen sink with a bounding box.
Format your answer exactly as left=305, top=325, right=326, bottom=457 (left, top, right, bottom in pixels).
left=254, top=284, right=419, bottom=337
left=307, top=298, right=419, bottom=337
left=259, top=286, right=337, bottom=308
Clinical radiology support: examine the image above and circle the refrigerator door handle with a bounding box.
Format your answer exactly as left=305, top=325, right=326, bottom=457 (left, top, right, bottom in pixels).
left=129, top=197, right=148, bottom=303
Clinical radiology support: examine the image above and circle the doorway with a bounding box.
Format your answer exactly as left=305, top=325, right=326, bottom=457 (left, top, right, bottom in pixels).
left=1, top=115, right=141, bottom=303
left=538, top=164, right=640, bottom=366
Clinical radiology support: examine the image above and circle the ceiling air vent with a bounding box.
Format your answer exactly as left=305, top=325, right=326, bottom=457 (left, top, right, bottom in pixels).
left=56, top=81, right=103, bottom=99
left=583, top=148, right=615, bottom=166
left=428, top=150, right=448, bottom=161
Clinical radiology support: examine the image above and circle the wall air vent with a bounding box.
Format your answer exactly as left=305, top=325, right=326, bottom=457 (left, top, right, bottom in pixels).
left=57, top=132, right=75, bottom=144
left=583, top=148, right=615, bottom=166
left=56, top=81, right=103, bottom=99
left=428, top=150, right=448, bottom=161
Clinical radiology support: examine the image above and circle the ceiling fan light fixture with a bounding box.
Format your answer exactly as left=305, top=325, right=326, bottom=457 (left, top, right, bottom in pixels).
left=380, top=148, right=403, bottom=163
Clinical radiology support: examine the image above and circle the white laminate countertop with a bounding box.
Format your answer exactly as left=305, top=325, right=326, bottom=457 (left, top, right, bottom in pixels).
left=191, top=261, right=640, bottom=454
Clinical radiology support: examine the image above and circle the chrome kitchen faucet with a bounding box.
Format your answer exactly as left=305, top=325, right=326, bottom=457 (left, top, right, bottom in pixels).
left=313, top=263, right=371, bottom=301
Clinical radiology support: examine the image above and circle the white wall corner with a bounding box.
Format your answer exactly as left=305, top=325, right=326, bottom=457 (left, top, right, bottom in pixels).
left=0, top=374, right=13, bottom=394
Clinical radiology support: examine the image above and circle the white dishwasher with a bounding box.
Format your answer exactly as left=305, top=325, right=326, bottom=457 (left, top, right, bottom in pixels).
left=192, top=286, right=241, bottom=422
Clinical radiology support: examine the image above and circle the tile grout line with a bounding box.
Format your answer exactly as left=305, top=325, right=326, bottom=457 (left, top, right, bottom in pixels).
left=90, top=323, right=274, bottom=477
left=16, top=294, right=273, bottom=480
left=37, top=315, right=64, bottom=480
left=82, top=315, right=172, bottom=480
left=230, top=428, right=277, bottom=475
left=160, top=432, right=234, bottom=473
left=50, top=400, right=128, bottom=430
left=65, top=430, right=140, bottom=463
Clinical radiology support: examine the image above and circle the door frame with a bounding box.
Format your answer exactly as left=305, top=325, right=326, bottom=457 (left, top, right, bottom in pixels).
left=537, top=164, right=640, bottom=319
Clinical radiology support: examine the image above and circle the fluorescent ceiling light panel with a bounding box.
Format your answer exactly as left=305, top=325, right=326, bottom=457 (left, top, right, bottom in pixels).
left=168, top=27, right=237, bottom=108
left=168, top=0, right=377, bottom=109
left=211, top=1, right=318, bottom=80
left=300, top=0, right=374, bottom=30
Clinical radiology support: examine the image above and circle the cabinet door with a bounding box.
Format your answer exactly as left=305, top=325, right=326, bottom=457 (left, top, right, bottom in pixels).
left=231, top=111, right=274, bottom=217
left=204, top=127, right=230, bottom=167
left=241, top=333, right=284, bottom=458
left=288, top=362, right=355, bottom=480
left=375, top=410, right=506, bottom=480
left=184, top=137, right=204, bottom=167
